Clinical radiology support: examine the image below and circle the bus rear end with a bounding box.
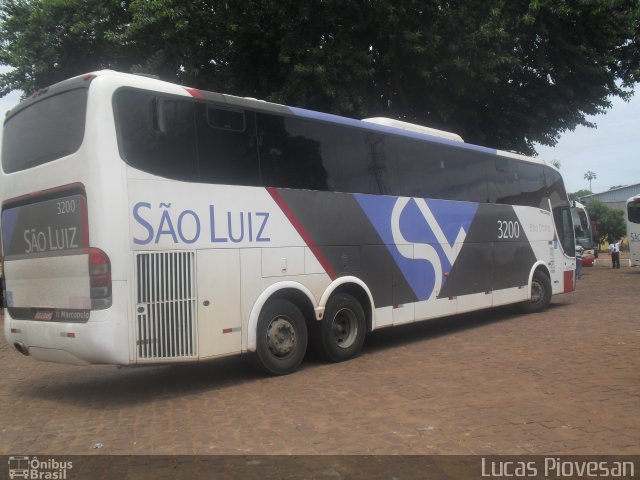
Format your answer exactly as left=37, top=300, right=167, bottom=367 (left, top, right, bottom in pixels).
left=628, top=196, right=640, bottom=267
left=1, top=74, right=128, bottom=365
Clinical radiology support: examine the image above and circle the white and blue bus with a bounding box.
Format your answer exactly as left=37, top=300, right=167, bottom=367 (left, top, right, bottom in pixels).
left=627, top=195, right=640, bottom=267
left=0, top=71, right=576, bottom=374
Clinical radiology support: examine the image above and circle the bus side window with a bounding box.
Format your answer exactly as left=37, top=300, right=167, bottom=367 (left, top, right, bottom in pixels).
left=443, top=149, right=490, bottom=203
left=206, top=106, right=246, bottom=132
left=115, top=90, right=198, bottom=182
left=197, top=105, right=260, bottom=187
left=256, top=114, right=331, bottom=191
left=554, top=206, right=576, bottom=256
left=545, top=166, right=567, bottom=211
left=517, top=162, right=546, bottom=209
left=331, top=129, right=392, bottom=195
left=487, top=157, right=520, bottom=204
left=394, top=138, right=447, bottom=199
left=545, top=166, right=575, bottom=256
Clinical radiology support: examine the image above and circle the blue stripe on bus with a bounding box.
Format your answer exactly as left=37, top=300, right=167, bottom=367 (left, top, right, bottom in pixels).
left=289, top=106, right=499, bottom=155
left=354, top=194, right=478, bottom=301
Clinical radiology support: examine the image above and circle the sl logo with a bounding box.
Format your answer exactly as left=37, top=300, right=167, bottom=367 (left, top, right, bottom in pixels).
left=355, top=194, right=478, bottom=302
left=391, top=197, right=469, bottom=300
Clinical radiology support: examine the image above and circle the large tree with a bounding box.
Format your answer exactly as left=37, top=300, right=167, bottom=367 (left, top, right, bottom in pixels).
left=0, top=0, right=138, bottom=94
left=586, top=199, right=627, bottom=247
left=1, top=0, right=639, bottom=155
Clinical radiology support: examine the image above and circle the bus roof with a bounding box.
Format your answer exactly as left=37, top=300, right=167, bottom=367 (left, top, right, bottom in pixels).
left=8, top=69, right=552, bottom=169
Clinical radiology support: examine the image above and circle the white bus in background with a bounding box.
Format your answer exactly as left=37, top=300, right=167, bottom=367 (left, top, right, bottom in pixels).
left=0, top=71, right=576, bottom=375
left=571, top=201, right=596, bottom=266
left=627, top=195, right=640, bottom=267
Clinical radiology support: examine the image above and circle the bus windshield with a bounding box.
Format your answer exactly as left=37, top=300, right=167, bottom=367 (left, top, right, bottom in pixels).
left=627, top=196, right=640, bottom=267
left=572, top=206, right=594, bottom=249
left=628, top=199, right=640, bottom=224
left=1, top=88, right=87, bottom=174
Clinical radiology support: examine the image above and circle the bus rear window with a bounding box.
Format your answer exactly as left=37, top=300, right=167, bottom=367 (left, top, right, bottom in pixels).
left=1, top=88, right=87, bottom=174
left=629, top=201, right=640, bottom=224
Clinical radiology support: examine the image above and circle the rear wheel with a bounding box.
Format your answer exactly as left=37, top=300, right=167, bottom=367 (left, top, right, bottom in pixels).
left=312, top=293, right=366, bottom=362
left=520, top=270, right=552, bottom=313
left=254, top=299, right=307, bottom=375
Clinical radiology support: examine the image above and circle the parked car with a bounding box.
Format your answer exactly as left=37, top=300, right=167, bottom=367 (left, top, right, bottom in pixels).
left=581, top=251, right=596, bottom=267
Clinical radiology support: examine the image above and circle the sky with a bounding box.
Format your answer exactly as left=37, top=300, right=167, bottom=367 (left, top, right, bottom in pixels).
left=0, top=66, right=638, bottom=196
left=534, top=92, right=640, bottom=194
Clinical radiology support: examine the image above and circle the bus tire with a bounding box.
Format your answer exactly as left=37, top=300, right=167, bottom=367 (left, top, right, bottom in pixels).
left=520, top=270, right=552, bottom=313
left=312, top=293, right=366, bottom=362
left=254, top=298, right=307, bottom=375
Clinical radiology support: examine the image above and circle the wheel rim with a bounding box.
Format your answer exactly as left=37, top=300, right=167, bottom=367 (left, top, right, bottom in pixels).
left=531, top=279, right=544, bottom=304
left=331, top=308, right=358, bottom=349
left=266, top=317, right=297, bottom=358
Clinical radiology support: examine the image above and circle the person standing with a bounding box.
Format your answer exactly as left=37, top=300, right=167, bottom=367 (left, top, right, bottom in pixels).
left=609, top=239, right=621, bottom=269
left=575, top=246, right=584, bottom=279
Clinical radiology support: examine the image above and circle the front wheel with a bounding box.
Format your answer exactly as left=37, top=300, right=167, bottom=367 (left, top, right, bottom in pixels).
left=312, top=293, right=366, bottom=362
left=520, top=270, right=552, bottom=313
left=254, top=299, right=308, bottom=375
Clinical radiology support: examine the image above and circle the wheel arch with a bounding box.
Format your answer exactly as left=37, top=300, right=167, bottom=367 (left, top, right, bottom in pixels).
left=319, top=276, right=375, bottom=332
left=247, top=281, right=318, bottom=352
left=528, top=261, right=551, bottom=299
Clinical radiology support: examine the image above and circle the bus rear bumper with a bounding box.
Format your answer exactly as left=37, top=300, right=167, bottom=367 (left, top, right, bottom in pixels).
left=5, top=316, right=129, bottom=365
left=27, top=346, right=92, bottom=366
left=3, top=282, right=130, bottom=366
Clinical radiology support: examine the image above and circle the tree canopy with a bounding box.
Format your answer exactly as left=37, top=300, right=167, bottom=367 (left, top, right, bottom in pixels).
left=1, top=0, right=639, bottom=155
left=586, top=199, right=626, bottom=246
left=569, top=189, right=592, bottom=201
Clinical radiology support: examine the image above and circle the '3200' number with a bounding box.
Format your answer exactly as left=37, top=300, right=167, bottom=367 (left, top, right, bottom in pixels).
left=497, top=220, right=520, bottom=239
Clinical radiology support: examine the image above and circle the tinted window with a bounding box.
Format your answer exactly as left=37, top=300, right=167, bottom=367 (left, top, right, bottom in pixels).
left=394, top=138, right=447, bottom=198
left=113, top=88, right=561, bottom=211
left=2, top=88, right=87, bottom=173
left=517, top=162, right=546, bottom=208
left=334, top=130, right=392, bottom=195
left=545, top=166, right=575, bottom=256
left=197, top=105, right=260, bottom=186
left=628, top=201, right=640, bottom=224
left=443, top=149, right=489, bottom=203
left=544, top=166, right=565, bottom=210
left=207, top=106, right=245, bottom=131
left=487, top=157, right=520, bottom=204
left=114, top=90, right=198, bottom=181
left=554, top=206, right=576, bottom=256
left=256, top=114, right=331, bottom=190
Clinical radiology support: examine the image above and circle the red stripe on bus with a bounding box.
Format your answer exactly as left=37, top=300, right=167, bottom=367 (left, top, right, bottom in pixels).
left=184, top=87, right=204, bottom=99
left=266, top=187, right=337, bottom=280
left=2, top=182, right=85, bottom=209
left=79, top=194, right=90, bottom=248
left=564, top=270, right=574, bottom=293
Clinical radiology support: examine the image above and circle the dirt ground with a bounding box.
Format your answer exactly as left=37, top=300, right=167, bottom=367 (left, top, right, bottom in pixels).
left=0, top=258, right=638, bottom=460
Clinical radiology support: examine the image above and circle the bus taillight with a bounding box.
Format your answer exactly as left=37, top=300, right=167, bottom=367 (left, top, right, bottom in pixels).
left=89, top=248, right=112, bottom=310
